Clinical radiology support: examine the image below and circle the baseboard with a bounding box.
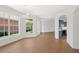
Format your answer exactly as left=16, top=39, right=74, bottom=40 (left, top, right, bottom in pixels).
left=0, top=33, right=41, bottom=47
left=0, top=38, right=22, bottom=48
left=73, top=48, right=79, bottom=51
left=41, top=32, right=55, bottom=34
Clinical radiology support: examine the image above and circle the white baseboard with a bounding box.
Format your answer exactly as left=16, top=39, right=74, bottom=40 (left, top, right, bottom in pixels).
left=0, top=33, right=40, bottom=47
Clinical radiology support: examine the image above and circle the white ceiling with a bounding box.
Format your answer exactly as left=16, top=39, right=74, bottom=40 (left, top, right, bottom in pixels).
left=8, top=5, right=71, bottom=18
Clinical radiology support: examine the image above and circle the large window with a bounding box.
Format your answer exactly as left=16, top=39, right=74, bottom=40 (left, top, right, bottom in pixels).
left=0, top=16, right=19, bottom=38
left=0, top=18, right=8, bottom=37
left=10, top=20, right=18, bottom=35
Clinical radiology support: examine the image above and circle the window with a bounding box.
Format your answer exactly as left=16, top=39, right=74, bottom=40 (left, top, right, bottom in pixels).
left=10, top=19, right=18, bottom=35
left=0, top=16, right=19, bottom=38
left=0, top=18, right=8, bottom=37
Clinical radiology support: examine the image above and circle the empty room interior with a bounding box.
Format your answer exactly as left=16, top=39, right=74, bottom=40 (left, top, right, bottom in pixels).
left=0, top=5, right=79, bottom=53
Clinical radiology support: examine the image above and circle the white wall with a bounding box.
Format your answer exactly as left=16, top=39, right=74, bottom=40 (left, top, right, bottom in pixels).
left=0, top=5, right=40, bottom=46
left=41, top=18, right=55, bottom=32
left=73, top=7, right=79, bottom=49
left=32, top=17, right=38, bottom=36
left=36, top=17, right=41, bottom=35
left=54, top=6, right=78, bottom=48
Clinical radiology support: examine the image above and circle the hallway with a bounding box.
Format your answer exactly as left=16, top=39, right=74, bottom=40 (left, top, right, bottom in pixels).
left=0, top=32, right=79, bottom=53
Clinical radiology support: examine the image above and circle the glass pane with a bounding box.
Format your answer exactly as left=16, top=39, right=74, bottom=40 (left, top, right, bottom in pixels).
left=0, top=18, right=5, bottom=26
left=0, top=26, right=4, bottom=37
left=0, top=18, right=9, bottom=37
left=10, top=20, right=18, bottom=26
left=4, top=19, right=8, bottom=36
left=10, top=26, right=14, bottom=35
left=4, top=26, right=8, bottom=36
left=4, top=19, right=8, bottom=26
left=10, top=19, right=19, bottom=35
left=0, top=26, right=4, bottom=31
left=10, top=20, right=14, bottom=26
left=14, top=26, right=18, bottom=34
left=14, top=20, right=18, bottom=25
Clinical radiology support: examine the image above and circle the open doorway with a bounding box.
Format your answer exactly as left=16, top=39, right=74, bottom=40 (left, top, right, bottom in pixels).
left=26, top=19, right=33, bottom=35
left=59, top=15, right=67, bottom=39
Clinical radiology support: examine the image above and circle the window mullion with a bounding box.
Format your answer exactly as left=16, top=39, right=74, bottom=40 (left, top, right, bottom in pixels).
left=8, top=17, right=10, bottom=36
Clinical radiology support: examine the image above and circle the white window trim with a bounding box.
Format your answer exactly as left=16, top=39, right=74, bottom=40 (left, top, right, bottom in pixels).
left=0, top=11, right=20, bottom=39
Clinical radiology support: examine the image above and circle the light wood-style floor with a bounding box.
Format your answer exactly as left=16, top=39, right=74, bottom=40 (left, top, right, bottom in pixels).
left=0, top=32, right=79, bottom=53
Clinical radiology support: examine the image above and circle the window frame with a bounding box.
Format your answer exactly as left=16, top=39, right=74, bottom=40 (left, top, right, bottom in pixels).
left=0, top=13, right=20, bottom=39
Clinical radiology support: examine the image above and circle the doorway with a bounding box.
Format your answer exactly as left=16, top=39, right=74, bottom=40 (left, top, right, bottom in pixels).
left=26, top=19, right=33, bottom=35
left=59, top=15, right=67, bottom=39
